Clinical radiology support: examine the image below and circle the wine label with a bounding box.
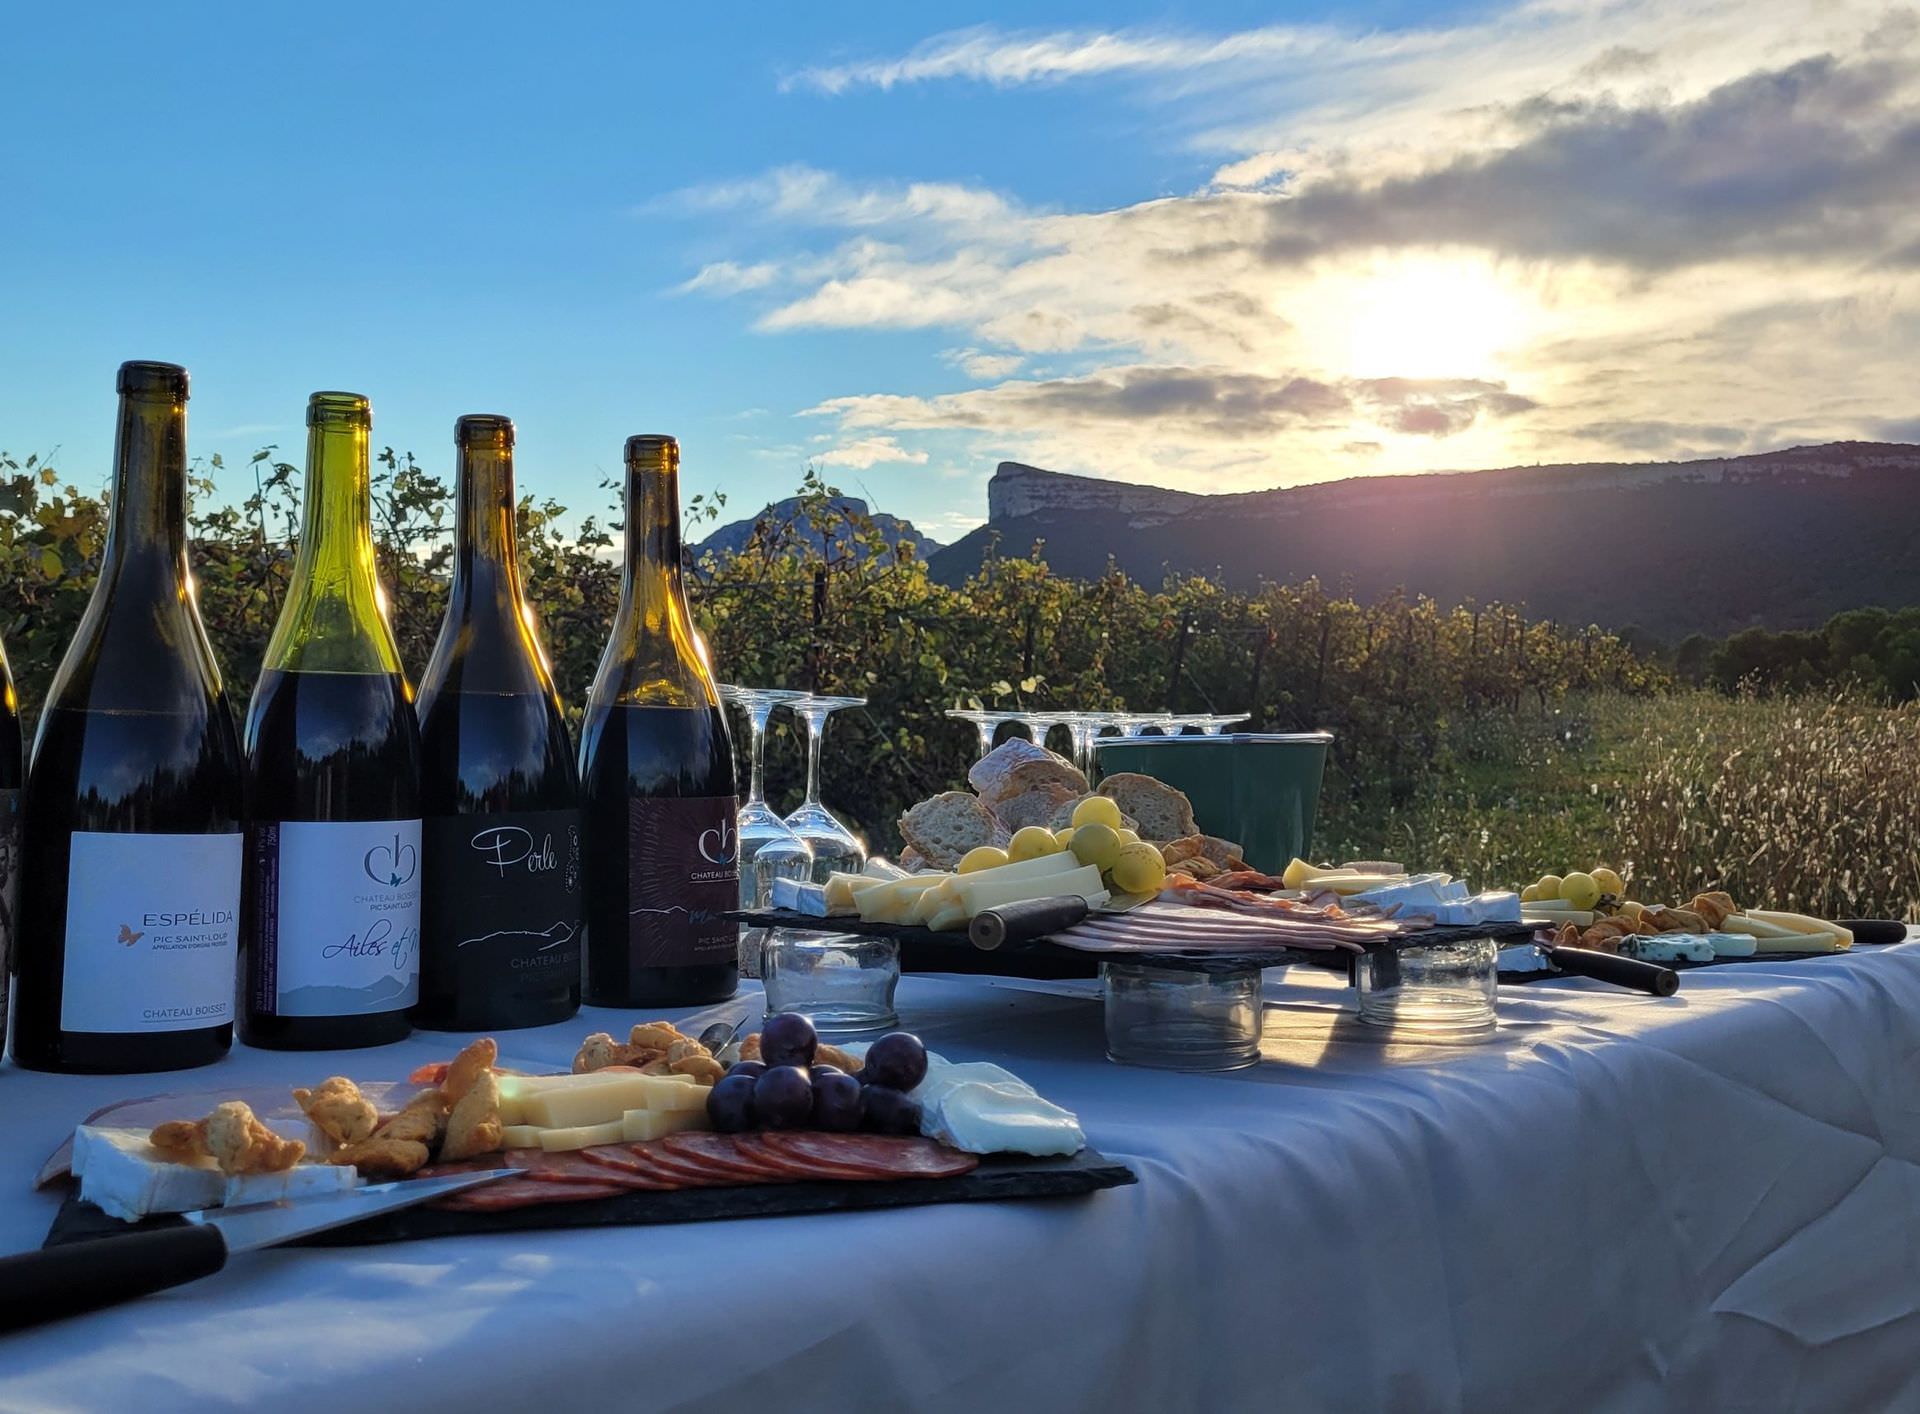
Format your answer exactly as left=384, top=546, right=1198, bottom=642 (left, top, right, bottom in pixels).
left=626, top=794, right=740, bottom=969
left=251, top=820, right=422, bottom=1017
left=423, top=809, right=582, bottom=1005
left=58, top=830, right=243, bottom=1034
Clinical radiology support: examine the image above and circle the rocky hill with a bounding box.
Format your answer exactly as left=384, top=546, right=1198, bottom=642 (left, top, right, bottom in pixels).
left=924, top=444, right=1920, bottom=640
left=695, top=494, right=939, bottom=562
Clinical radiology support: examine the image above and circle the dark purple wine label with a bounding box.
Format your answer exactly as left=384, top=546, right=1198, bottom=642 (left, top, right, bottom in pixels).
left=626, top=794, right=740, bottom=969
left=423, top=809, right=582, bottom=1004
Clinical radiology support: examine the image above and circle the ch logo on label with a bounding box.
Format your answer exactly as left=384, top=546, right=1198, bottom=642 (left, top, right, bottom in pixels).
left=363, top=834, right=419, bottom=888
left=698, top=818, right=737, bottom=865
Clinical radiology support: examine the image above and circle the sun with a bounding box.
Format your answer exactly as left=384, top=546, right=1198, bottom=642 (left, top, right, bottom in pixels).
left=1334, top=256, right=1532, bottom=380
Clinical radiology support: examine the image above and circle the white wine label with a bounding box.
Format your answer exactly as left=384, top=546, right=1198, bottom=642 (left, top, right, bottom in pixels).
left=58, top=830, right=243, bottom=1034
left=254, top=819, right=422, bottom=1017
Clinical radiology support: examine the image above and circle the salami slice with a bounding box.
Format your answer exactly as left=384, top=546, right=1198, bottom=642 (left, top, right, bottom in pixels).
left=575, top=1144, right=691, bottom=1190
left=506, top=1148, right=659, bottom=1187
left=626, top=1141, right=742, bottom=1187
left=661, top=1132, right=794, bottom=1181
left=760, top=1132, right=979, bottom=1179
left=731, top=1132, right=888, bottom=1182
left=433, top=1177, right=627, bottom=1211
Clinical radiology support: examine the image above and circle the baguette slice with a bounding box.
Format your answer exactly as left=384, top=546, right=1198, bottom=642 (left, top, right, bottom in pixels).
left=898, top=791, right=999, bottom=870
left=967, top=738, right=1087, bottom=809
left=992, top=781, right=1083, bottom=835
left=1095, top=772, right=1196, bottom=843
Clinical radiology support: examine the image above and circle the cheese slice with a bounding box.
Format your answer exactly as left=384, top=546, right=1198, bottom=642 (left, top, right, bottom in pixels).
left=620, top=1107, right=710, bottom=1142
left=857, top=875, right=951, bottom=924
left=952, top=851, right=1087, bottom=888
left=949, top=863, right=1105, bottom=917
left=73, top=1127, right=224, bottom=1222
left=536, top=1120, right=630, bottom=1151
left=501, top=1124, right=547, bottom=1149
left=518, top=1073, right=713, bottom=1128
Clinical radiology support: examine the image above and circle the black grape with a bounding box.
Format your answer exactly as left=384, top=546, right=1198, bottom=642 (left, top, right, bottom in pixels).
left=706, top=1074, right=757, bottom=1133
left=726, top=1059, right=767, bottom=1081
left=862, top=1032, right=928, bottom=1092
left=812, top=1071, right=863, bottom=1132
left=753, top=1065, right=814, bottom=1128
left=760, top=1012, right=818, bottom=1068
left=861, top=1085, right=923, bottom=1136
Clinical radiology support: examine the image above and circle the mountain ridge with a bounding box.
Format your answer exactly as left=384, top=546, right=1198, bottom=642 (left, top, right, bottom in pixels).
left=926, top=443, right=1920, bottom=640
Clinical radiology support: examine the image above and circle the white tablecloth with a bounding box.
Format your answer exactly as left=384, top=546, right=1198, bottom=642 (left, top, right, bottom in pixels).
left=4, top=945, right=1920, bottom=1413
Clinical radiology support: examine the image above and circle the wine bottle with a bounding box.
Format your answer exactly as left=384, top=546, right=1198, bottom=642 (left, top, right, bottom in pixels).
left=10, top=361, right=245, bottom=1074
left=240, top=391, right=422, bottom=1050
left=580, top=434, right=740, bottom=1007
left=0, top=636, right=19, bottom=1065
left=415, top=414, right=581, bottom=1030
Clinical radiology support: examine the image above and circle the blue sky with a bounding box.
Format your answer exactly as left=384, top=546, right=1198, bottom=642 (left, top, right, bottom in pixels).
left=4, top=1, right=1914, bottom=544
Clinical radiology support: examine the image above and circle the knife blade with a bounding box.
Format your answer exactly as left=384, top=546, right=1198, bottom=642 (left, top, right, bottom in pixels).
left=1501, top=942, right=1679, bottom=996
left=0, top=1166, right=515, bottom=1333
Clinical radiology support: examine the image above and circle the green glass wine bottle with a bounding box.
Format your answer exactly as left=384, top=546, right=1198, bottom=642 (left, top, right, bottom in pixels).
left=579, top=435, right=740, bottom=1007
left=241, top=391, right=422, bottom=1049
left=11, top=361, right=244, bottom=1073
left=414, top=415, right=581, bottom=1030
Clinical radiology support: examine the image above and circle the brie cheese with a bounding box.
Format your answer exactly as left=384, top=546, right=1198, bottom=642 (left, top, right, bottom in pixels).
left=73, top=1126, right=223, bottom=1223
left=224, top=1165, right=360, bottom=1208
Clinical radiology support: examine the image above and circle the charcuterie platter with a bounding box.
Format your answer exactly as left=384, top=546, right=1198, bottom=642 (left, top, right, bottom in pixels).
left=735, top=906, right=1540, bottom=978
left=37, top=1018, right=1133, bottom=1254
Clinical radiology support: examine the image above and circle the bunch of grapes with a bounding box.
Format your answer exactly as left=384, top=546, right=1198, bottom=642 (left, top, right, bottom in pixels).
left=706, top=1013, right=929, bottom=1136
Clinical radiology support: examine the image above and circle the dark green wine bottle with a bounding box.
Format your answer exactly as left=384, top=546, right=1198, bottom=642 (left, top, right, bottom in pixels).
left=11, top=361, right=244, bottom=1074
left=579, top=435, right=740, bottom=1008
left=415, top=415, right=581, bottom=1030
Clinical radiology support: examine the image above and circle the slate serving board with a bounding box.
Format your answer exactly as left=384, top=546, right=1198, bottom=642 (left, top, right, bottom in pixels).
left=44, top=1147, right=1137, bottom=1251
left=1497, top=946, right=1859, bottom=984
left=734, top=908, right=1539, bottom=978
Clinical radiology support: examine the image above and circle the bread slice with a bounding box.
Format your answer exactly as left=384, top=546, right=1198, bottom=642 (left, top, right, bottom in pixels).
left=1094, top=773, right=1196, bottom=843
left=898, top=791, right=999, bottom=869
left=967, top=739, right=1087, bottom=809
left=991, top=781, right=1082, bottom=835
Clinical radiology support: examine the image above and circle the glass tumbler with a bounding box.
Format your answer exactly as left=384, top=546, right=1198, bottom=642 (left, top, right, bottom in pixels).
left=1354, top=937, right=1498, bottom=1035
left=1101, top=961, right=1262, bottom=1070
left=761, top=932, right=901, bottom=1034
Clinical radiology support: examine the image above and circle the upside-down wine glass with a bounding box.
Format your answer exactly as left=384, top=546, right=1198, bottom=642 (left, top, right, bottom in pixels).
left=945, top=707, right=1020, bottom=760
left=784, top=694, right=870, bottom=881
left=719, top=684, right=814, bottom=976
left=1015, top=711, right=1069, bottom=755
left=1061, top=711, right=1108, bottom=776
left=1200, top=713, right=1252, bottom=735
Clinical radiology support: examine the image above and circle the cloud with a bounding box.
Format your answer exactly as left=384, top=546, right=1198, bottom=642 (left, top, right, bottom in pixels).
left=683, top=2, right=1920, bottom=493
left=782, top=23, right=1356, bottom=95
left=942, top=347, right=1026, bottom=380
left=808, top=366, right=1536, bottom=442
left=813, top=436, right=931, bottom=469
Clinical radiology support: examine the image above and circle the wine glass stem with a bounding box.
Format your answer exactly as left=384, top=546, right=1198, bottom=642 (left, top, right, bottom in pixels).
left=748, top=704, right=772, bottom=805
left=976, top=722, right=995, bottom=759
left=803, top=712, right=827, bottom=807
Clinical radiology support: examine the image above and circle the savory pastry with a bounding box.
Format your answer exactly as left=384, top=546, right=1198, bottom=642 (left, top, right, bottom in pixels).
left=293, top=1076, right=379, bottom=1147
left=1688, top=891, right=1739, bottom=930
left=375, top=1090, right=448, bottom=1146
left=572, top=1021, right=724, bottom=1083
left=329, top=1136, right=431, bottom=1179
left=440, top=1070, right=503, bottom=1161
left=152, top=1101, right=305, bottom=1175
left=441, top=1037, right=498, bottom=1105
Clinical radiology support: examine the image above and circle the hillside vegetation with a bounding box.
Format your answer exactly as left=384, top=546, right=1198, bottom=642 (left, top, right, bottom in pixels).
left=2, top=450, right=1912, bottom=919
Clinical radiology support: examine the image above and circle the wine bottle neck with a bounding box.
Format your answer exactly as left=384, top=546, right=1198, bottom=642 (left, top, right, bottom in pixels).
left=104, top=389, right=190, bottom=576
left=451, top=443, right=523, bottom=612
left=590, top=439, right=714, bottom=708
left=261, top=394, right=402, bottom=677
left=621, top=452, right=686, bottom=609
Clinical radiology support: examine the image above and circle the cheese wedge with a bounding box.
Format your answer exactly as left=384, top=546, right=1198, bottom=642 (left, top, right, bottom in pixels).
left=621, top=1107, right=709, bottom=1142
left=501, top=1125, right=546, bottom=1149
left=948, top=863, right=1106, bottom=917
left=946, top=851, right=1085, bottom=889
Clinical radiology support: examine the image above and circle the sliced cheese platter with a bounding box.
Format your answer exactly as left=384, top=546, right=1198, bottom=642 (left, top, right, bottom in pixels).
left=36, top=1022, right=1135, bottom=1264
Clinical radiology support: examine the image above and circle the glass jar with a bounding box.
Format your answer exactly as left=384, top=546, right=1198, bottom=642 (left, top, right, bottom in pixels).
left=760, top=932, right=900, bottom=1033
left=1101, top=960, right=1262, bottom=1070
left=1354, top=937, right=1497, bottom=1036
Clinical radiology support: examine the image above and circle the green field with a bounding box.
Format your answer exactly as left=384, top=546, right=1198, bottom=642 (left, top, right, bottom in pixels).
left=1318, top=690, right=1920, bottom=922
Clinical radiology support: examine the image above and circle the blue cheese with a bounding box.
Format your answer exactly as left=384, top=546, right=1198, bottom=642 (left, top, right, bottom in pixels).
left=73, top=1127, right=223, bottom=1223
left=1622, top=935, right=1717, bottom=964
left=770, top=877, right=830, bottom=916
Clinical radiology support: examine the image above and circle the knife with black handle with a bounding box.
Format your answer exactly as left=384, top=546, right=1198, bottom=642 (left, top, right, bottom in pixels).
left=0, top=1167, right=514, bottom=1333
left=1543, top=944, right=1680, bottom=996
left=969, top=896, right=1092, bottom=951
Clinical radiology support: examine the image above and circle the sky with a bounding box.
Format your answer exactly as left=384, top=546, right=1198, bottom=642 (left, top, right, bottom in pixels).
left=3, top=1, right=1917, bottom=544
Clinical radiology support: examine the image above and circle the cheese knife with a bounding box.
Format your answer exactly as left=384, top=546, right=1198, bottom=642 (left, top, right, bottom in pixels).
left=1500, top=942, right=1680, bottom=996
left=969, top=890, right=1156, bottom=951
left=0, top=1167, right=516, bottom=1333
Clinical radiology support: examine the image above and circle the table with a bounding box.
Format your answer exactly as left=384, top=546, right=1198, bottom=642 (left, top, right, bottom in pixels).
left=5, top=945, right=1920, bottom=1412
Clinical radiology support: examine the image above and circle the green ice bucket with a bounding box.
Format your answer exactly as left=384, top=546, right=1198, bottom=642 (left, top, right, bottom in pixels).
left=1090, top=732, right=1333, bottom=874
